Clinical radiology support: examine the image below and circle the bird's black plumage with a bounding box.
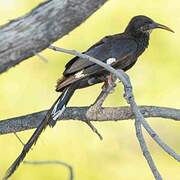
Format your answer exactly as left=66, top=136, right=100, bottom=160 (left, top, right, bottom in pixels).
left=4, top=15, right=174, bottom=179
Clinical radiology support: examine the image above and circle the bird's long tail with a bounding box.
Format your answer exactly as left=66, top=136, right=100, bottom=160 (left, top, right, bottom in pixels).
left=48, top=83, right=78, bottom=127
left=4, top=83, right=78, bottom=180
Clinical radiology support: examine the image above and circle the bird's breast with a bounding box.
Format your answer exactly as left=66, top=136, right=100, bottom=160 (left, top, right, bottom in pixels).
left=135, top=34, right=149, bottom=57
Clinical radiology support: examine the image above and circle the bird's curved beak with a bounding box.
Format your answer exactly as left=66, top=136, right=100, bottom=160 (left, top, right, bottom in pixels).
left=149, top=22, right=174, bottom=33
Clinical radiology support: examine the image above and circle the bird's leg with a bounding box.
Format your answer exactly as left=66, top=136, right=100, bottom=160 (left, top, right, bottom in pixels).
left=85, top=74, right=117, bottom=140
left=91, top=74, right=117, bottom=111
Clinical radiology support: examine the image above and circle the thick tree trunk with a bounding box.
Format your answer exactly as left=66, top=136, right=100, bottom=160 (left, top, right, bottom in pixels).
left=0, top=0, right=107, bottom=73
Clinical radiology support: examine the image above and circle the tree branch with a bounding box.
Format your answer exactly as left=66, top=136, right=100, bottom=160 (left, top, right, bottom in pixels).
left=2, top=44, right=180, bottom=179
left=84, top=76, right=116, bottom=140
left=0, top=106, right=180, bottom=135
left=48, top=46, right=180, bottom=179
left=24, top=160, right=74, bottom=180
left=0, top=0, right=107, bottom=73
left=1, top=1, right=178, bottom=179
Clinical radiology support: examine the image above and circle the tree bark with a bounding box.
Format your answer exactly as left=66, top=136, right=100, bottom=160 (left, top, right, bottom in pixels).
left=0, top=106, right=180, bottom=135
left=0, top=0, right=107, bottom=73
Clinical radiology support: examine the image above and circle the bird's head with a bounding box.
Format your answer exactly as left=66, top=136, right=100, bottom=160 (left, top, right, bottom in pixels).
left=125, top=15, right=174, bottom=37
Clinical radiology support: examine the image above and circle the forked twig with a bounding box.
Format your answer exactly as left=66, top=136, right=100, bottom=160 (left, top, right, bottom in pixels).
left=49, top=45, right=180, bottom=179
left=2, top=45, right=179, bottom=180
left=13, top=132, right=25, bottom=146
left=85, top=77, right=116, bottom=140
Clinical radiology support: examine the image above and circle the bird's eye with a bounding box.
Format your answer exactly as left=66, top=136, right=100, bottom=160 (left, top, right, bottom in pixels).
left=140, top=24, right=149, bottom=32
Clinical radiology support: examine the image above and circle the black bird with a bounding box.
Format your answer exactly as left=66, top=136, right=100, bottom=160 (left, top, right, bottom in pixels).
left=5, top=15, right=174, bottom=179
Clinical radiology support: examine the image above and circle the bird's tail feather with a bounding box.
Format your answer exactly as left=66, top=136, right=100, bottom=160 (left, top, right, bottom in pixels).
left=4, top=83, right=78, bottom=180
left=4, top=112, right=51, bottom=180
left=49, top=83, right=78, bottom=127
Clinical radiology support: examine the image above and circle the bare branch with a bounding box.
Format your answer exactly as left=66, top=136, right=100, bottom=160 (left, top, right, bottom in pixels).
left=1, top=1, right=178, bottom=179
left=84, top=121, right=103, bottom=140
left=2, top=45, right=180, bottom=179
left=1, top=106, right=180, bottom=135
left=115, top=70, right=162, bottom=180
left=48, top=45, right=179, bottom=179
left=13, top=132, right=25, bottom=146
left=2, top=42, right=180, bottom=178
left=34, top=52, right=49, bottom=63
left=88, top=75, right=117, bottom=112
left=141, top=117, right=180, bottom=162
left=0, top=0, right=107, bottom=73
left=24, top=160, right=74, bottom=180
left=85, top=77, right=117, bottom=140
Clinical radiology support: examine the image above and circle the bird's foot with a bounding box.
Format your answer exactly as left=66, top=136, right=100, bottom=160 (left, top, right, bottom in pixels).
left=102, top=74, right=117, bottom=93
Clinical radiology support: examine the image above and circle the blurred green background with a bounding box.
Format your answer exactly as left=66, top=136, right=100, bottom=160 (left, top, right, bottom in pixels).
left=0, top=0, right=180, bottom=179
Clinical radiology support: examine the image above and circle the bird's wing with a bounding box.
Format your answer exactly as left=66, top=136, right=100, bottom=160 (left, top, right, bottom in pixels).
left=110, top=35, right=137, bottom=61
left=63, top=36, right=111, bottom=76
left=63, top=35, right=137, bottom=76
left=56, top=35, right=137, bottom=91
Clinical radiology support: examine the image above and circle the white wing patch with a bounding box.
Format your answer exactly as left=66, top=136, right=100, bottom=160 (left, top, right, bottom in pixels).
left=106, top=58, right=116, bottom=65
left=75, top=70, right=85, bottom=78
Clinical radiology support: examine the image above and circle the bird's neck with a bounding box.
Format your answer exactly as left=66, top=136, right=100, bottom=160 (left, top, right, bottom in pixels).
left=134, top=33, right=150, bottom=56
